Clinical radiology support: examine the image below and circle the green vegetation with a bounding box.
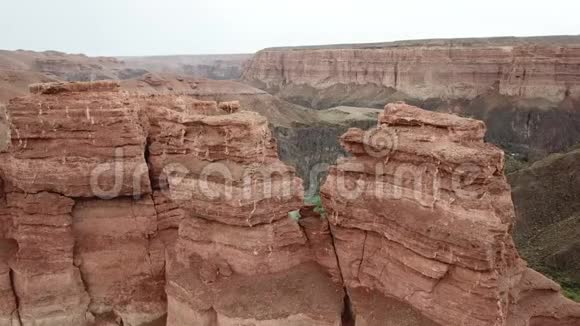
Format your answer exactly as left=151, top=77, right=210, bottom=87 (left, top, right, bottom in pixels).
left=288, top=210, right=301, bottom=221
left=504, top=154, right=528, bottom=174
left=527, top=265, right=580, bottom=302
left=563, top=284, right=580, bottom=302
left=547, top=272, right=580, bottom=302
left=305, top=194, right=326, bottom=218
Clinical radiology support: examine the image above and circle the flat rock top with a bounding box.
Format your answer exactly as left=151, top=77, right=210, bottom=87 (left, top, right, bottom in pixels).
left=29, top=80, right=120, bottom=94
left=380, top=102, right=485, bottom=132
left=261, top=35, right=580, bottom=51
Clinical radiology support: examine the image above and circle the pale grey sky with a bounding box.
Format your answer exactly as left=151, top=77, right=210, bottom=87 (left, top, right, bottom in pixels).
left=1, top=0, right=578, bottom=56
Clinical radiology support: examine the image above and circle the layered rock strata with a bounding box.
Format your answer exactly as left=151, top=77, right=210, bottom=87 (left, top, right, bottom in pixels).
left=0, top=81, right=163, bottom=325
left=0, top=81, right=579, bottom=326
left=321, top=102, right=580, bottom=325
left=243, top=36, right=580, bottom=157
left=159, top=98, right=344, bottom=325
left=244, top=37, right=580, bottom=103
left=72, top=197, right=167, bottom=325
left=0, top=237, right=19, bottom=325
left=1, top=81, right=150, bottom=197
left=6, top=191, right=90, bottom=325
left=0, top=81, right=346, bottom=325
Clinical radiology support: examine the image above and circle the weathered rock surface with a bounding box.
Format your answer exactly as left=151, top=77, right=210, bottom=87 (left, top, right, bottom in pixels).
left=0, top=81, right=578, bottom=326
left=7, top=190, right=91, bottom=325
left=0, top=238, right=19, bottom=326
left=0, top=80, right=345, bottom=325
left=121, top=76, right=337, bottom=192
left=160, top=97, right=344, bottom=325
left=321, top=102, right=580, bottom=325
left=243, top=36, right=580, bottom=158
left=244, top=37, right=580, bottom=103
left=1, top=81, right=150, bottom=197
left=72, top=197, right=167, bottom=325
left=0, top=82, right=165, bottom=325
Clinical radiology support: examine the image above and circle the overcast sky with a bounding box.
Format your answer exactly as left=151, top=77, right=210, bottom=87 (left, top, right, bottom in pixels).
left=1, top=0, right=578, bottom=56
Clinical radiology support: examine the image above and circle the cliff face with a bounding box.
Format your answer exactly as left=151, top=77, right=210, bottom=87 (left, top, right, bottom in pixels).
left=242, top=36, right=580, bottom=157
left=321, top=102, right=580, bottom=325
left=0, top=82, right=578, bottom=326
left=0, top=81, right=168, bottom=325
left=0, top=81, right=345, bottom=326
left=244, top=38, right=580, bottom=102
left=142, top=88, right=344, bottom=325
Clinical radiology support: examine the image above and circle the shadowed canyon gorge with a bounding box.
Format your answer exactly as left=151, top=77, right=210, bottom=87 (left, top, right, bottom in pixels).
left=0, top=35, right=580, bottom=325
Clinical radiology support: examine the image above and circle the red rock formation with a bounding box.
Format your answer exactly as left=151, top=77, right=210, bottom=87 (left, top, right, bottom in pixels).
left=0, top=82, right=163, bottom=325
left=298, top=206, right=343, bottom=284
left=1, top=82, right=150, bottom=197
left=0, top=81, right=345, bottom=325
left=321, top=102, right=580, bottom=325
left=7, top=191, right=90, bottom=325
left=0, top=238, right=19, bottom=325
left=72, top=197, right=166, bottom=325
left=161, top=99, right=344, bottom=325
left=242, top=36, right=580, bottom=157
left=244, top=37, right=580, bottom=103
left=217, top=101, right=240, bottom=113
left=29, top=80, right=121, bottom=94
left=1, top=80, right=578, bottom=326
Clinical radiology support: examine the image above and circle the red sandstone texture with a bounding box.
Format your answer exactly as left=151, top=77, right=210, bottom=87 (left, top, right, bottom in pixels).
left=242, top=37, right=580, bottom=157
left=0, top=81, right=165, bottom=325
left=321, top=102, right=580, bottom=325
left=0, top=81, right=344, bottom=325
left=243, top=37, right=580, bottom=102
left=158, top=91, right=343, bottom=325
left=0, top=81, right=578, bottom=326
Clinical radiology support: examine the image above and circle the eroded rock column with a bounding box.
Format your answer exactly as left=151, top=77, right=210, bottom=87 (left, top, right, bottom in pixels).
left=151, top=103, right=345, bottom=325
left=0, top=81, right=165, bottom=325
left=7, top=192, right=89, bottom=325
left=321, top=102, right=580, bottom=326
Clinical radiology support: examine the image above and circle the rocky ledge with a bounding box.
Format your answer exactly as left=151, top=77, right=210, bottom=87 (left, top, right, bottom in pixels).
left=0, top=81, right=577, bottom=325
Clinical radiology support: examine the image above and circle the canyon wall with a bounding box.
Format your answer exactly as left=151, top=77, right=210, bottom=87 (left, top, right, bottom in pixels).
left=0, top=81, right=578, bottom=325
left=0, top=81, right=168, bottom=325
left=242, top=36, right=580, bottom=157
